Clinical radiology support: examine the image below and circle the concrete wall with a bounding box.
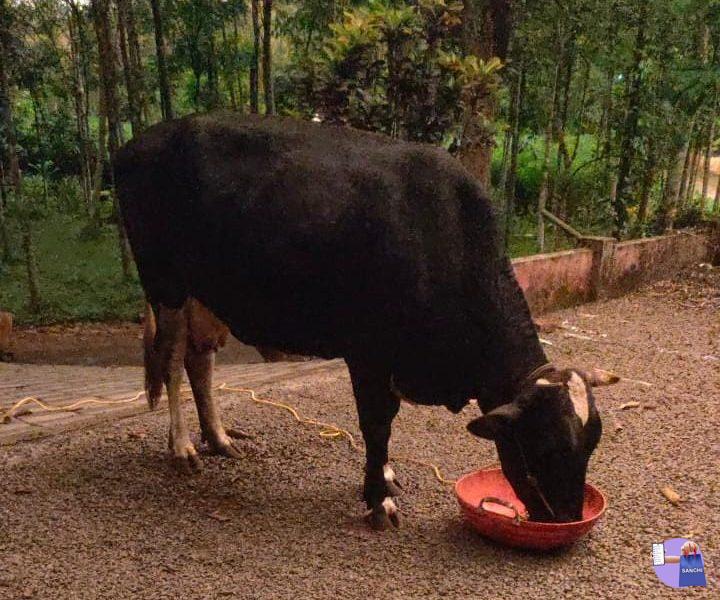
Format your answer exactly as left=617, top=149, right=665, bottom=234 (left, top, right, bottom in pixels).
left=512, top=248, right=594, bottom=314
left=608, top=232, right=709, bottom=295
left=511, top=229, right=714, bottom=315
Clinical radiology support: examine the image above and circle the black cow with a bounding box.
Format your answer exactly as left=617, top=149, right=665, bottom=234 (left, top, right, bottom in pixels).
left=115, top=112, right=618, bottom=528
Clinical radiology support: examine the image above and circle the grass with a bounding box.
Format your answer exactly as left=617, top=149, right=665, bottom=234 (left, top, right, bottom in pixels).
left=0, top=215, right=144, bottom=325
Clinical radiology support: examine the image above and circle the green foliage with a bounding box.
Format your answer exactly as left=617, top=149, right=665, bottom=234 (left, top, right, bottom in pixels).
left=674, top=201, right=705, bottom=229
left=299, top=0, right=500, bottom=144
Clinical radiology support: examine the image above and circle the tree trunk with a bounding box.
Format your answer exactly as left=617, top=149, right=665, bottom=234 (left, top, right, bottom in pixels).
left=676, top=123, right=695, bottom=209
left=659, top=145, right=687, bottom=231
left=117, top=0, right=143, bottom=135
left=635, top=145, right=656, bottom=233
left=21, top=223, right=41, bottom=310
left=150, top=0, right=173, bottom=121
left=29, top=92, right=49, bottom=204
left=700, top=108, right=716, bottom=209
left=221, top=21, right=238, bottom=110
left=125, top=0, right=146, bottom=121
left=67, top=5, right=94, bottom=213
left=1, top=7, right=40, bottom=304
left=457, top=0, right=512, bottom=191
left=232, top=12, right=246, bottom=111
left=92, top=0, right=133, bottom=278
left=537, top=42, right=562, bottom=253
left=262, top=0, right=274, bottom=114
left=555, top=30, right=576, bottom=173
left=0, top=162, right=9, bottom=262
left=90, top=94, right=107, bottom=228
left=250, top=0, right=260, bottom=113
left=685, top=141, right=701, bottom=207
left=503, top=63, right=524, bottom=247
left=613, top=0, right=649, bottom=237
left=0, top=13, right=16, bottom=263
left=207, top=34, right=221, bottom=109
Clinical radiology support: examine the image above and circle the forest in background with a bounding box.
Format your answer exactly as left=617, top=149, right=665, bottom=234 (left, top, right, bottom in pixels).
left=1, top=0, right=720, bottom=323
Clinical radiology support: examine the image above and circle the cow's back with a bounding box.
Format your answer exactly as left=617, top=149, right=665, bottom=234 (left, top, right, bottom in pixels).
left=116, top=113, right=511, bottom=397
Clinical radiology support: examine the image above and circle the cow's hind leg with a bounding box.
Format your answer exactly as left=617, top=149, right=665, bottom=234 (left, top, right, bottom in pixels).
left=348, top=360, right=402, bottom=530
left=155, top=305, right=202, bottom=473
left=185, top=346, right=244, bottom=458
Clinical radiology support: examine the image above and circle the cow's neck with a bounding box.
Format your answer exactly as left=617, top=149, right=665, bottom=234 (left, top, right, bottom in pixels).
left=478, top=337, right=546, bottom=413
left=476, top=263, right=548, bottom=413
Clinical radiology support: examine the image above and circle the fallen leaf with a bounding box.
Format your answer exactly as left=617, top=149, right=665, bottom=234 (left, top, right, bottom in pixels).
left=208, top=511, right=231, bottom=523
left=563, top=332, right=595, bottom=341
left=619, top=401, right=640, bottom=410
left=661, top=486, right=681, bottom=506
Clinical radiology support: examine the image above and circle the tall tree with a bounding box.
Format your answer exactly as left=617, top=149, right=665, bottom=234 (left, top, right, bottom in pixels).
left=0, top=12, right=14, bottom=263
left=503, top=59, right=523, bottom=247
left=91, top=0, right=132, bottom=277
left=262, top=0, right=274, bottom=114
left=700, top=110, right=717, bottom=209
left=613, top=0, right=649, bottom=236
left=0, top=0, right=40, bottom=305
left=250, top=0, right=260, bottom=113
left=116, top=0, right=144, bottom=135
left=457, top=0, right=512, bottom=190
left=65, top=0, right=94, bottom=213
left=149, top=0, right=173, bottom=120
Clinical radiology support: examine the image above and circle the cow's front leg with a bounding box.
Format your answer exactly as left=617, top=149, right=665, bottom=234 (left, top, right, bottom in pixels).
left=185, top=346, right=244, bottom=459
left=156, top=305, right=201, bottom=473
left=348, top=360, right=402, bottom=530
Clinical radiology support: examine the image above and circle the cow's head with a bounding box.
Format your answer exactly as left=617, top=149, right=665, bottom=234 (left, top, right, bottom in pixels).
left=467, top=367, right=618, bottom=522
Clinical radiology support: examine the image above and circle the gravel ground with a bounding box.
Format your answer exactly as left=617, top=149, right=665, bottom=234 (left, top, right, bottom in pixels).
left=1, top=270, right=719, bottom=599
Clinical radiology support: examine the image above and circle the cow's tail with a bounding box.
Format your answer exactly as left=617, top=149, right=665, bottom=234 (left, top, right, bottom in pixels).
left=143, top=302, right=164, bottom=410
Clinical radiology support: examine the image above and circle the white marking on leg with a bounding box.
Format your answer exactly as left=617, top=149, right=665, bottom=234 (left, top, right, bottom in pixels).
left=197, top=352, right=228, bottom=445
left=381, top=497, right=398, bottom=515
left=159, top=306, right=197, bottom=462
left=168, top=380, right=195, bottom=458
left=568, top=371, right=589, bottom=425
left=383, top=465, right=396, bottom=483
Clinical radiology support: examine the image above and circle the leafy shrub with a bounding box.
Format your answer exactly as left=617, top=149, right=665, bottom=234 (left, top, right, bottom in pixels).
left=53, top=177, right=84, bottom=215
left=674, top=202, right=704, bottom=229
left=302, top=0, right=501, bottom=145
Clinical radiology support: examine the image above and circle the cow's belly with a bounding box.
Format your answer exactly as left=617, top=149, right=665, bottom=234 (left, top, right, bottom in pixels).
left=189, top=244, right=397, bottom=360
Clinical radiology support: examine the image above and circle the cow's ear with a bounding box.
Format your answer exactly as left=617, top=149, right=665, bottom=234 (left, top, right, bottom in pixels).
left=585, top=368, right=620, bottom=387
left=466, top=403, right=522, bottom=440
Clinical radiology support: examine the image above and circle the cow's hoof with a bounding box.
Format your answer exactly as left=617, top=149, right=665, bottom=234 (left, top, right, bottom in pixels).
left=207, top=436, right=244, bottom=459
left=366, top=497, right=400, bottom=531
left=226, top=427, right=254, bottom=440
left=171, top=444, right=202, bottom=474
left=384, top=465, right=403, bottom=497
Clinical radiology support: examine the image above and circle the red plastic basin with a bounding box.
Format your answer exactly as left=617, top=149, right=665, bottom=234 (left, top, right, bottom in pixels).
left=455, top=468, right=606, bottom=550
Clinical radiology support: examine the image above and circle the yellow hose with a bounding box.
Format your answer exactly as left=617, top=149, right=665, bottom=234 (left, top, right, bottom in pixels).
left=3, top=382, right=457, bottom=485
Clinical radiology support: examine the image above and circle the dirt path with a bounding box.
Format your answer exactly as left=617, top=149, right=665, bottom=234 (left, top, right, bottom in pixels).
left=6, top=322, right=264, bottom=367
left=1, top=270, right=719, bottom=598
